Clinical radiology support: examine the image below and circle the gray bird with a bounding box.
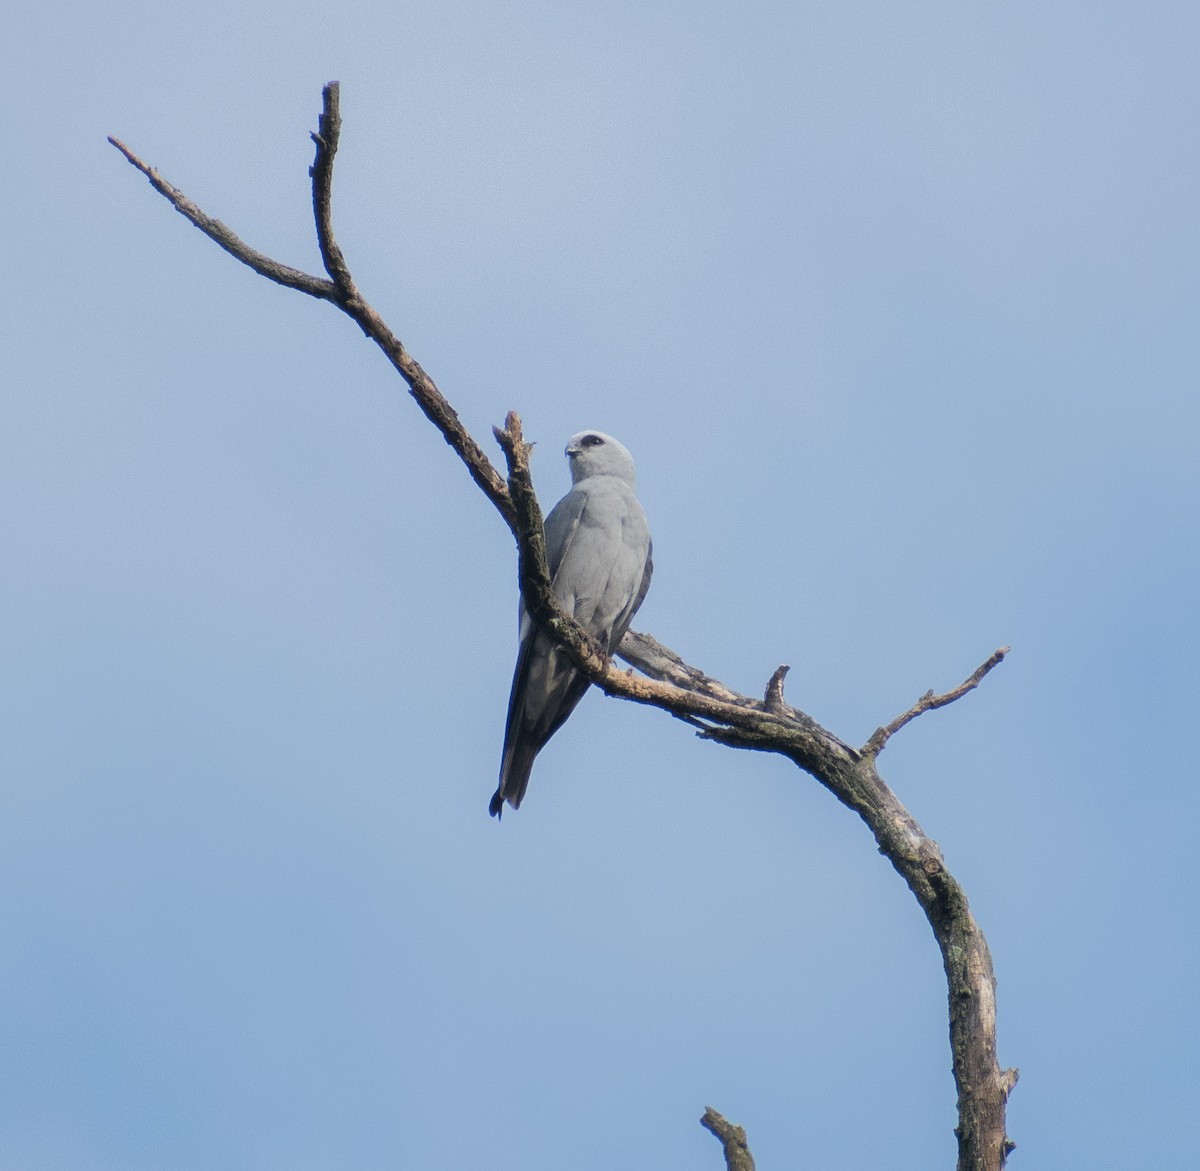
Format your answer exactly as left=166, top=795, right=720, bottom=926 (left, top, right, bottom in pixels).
left=490, top=431, right=653, bottom=817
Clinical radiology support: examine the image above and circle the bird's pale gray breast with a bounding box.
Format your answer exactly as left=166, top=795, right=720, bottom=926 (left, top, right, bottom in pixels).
left=549, top=477, right=650, bottom=639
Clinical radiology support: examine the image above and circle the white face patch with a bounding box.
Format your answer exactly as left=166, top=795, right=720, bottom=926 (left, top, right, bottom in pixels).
left=564, top=431, right=638, bottom=486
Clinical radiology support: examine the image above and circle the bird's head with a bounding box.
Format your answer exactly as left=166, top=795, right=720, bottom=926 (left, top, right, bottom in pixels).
left=565, top=431, right=637, bottom=486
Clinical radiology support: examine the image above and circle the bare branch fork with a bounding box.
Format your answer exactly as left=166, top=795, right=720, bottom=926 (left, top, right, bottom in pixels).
left=110, top=82, right=1017, bottom=1170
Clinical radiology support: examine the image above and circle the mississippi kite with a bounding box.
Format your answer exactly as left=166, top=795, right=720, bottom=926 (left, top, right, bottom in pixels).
left=490, top=431, right=653, bottom=817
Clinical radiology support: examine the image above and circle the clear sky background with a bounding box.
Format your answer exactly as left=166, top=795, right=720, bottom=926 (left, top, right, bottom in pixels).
left=5, top=3, right=1198, bottom=1168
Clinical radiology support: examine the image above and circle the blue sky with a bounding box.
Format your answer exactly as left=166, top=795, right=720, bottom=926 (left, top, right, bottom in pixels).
left=5, top=3, right=1198, bottom=1167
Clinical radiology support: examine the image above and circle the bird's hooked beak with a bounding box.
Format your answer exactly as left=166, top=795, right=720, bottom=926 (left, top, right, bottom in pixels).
left=565, top=442, right=582, bottom=457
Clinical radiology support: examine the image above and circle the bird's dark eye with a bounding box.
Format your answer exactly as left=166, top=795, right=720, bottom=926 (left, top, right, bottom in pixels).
left=581, top=434, right=604, bottom=448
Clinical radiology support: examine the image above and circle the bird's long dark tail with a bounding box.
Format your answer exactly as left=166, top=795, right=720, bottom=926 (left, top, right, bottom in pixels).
left=489, top=738, right=540, bottom=818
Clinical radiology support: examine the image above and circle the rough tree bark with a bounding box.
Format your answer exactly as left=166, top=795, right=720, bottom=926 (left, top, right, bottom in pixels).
left=109, top=82, right=1018, bottom=1170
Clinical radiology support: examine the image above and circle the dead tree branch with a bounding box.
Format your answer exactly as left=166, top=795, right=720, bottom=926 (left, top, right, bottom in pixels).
left=863, top=646, right=1011, bottom=758
left=109, top=81, right=1017, bottom=1170
left=701, top=1107, right=757, bottom=1171
left=111, top=85, right=512, bottom=528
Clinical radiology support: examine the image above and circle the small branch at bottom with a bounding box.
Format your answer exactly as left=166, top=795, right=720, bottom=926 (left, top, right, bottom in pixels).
left=701, top=1107, right=756, bottom=1171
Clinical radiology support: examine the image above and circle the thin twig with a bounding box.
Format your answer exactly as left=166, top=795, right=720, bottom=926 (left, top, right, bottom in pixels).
left=861, top=646, right=1011, bottom=758
left=309, top=81, right=356, bottom=295
left=106, top=137, right=337, bottom=300
left=616, top=630, right=750, bottom=706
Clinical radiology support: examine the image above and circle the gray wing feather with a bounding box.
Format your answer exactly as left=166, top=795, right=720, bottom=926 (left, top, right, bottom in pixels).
left=490, top=478, right=651, bottom=816
left=544, top=486, right=588, bottom=577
